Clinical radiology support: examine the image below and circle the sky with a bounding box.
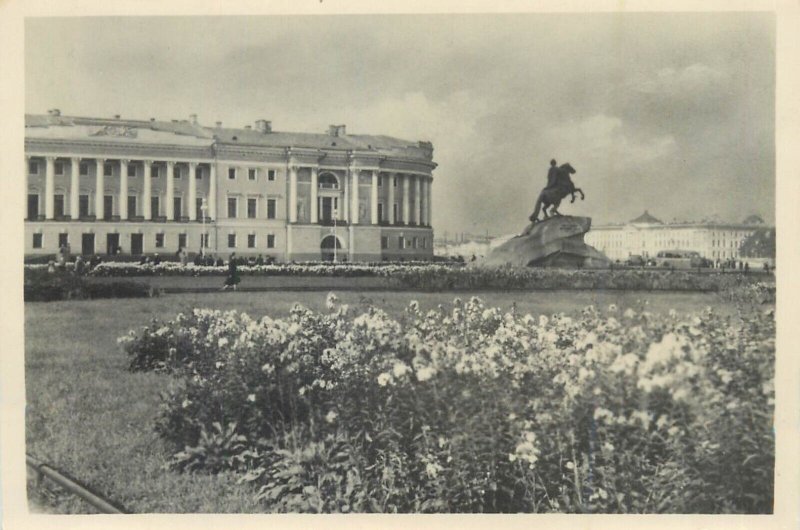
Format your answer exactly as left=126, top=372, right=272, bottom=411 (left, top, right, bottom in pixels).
left=25, top=13, right=775, bottom=237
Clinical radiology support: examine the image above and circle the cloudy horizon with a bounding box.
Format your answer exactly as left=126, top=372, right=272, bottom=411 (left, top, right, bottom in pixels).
left=26, top=13, right=775, bottom=237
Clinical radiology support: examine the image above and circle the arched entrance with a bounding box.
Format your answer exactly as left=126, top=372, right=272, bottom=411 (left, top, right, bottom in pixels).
left=320, top=235, right=343, bottom=262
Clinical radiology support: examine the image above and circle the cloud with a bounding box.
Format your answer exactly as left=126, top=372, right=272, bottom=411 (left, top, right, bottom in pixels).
left=546, top=114, right=677, bottom=167
left=628, top=63, right=729, bottom=97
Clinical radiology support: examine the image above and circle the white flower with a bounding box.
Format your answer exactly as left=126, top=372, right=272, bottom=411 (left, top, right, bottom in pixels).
left=246, top=393, right=256, bottom=402
left=416, top=366, right=436, bottom=382
left=325, top=410, right=338, bottom=423
left=392, top=361, right=410, bottom=378
left=325, top=292, right=339, bottom=310
left=425, top=462, right=443, bottom=479
left=377, top=372, right=392, bottom=386
left=218, top=337, right=229, bottom=348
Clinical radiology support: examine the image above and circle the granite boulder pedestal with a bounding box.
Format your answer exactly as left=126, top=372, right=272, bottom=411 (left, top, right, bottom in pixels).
left=478, top=216, right=610, bottom=268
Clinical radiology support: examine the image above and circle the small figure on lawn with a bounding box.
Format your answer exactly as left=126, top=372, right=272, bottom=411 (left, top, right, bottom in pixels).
left=221, top=252, right=241, bottom=291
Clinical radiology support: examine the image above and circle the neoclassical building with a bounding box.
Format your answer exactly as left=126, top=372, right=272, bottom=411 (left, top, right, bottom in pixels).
left=25, top=110, right=436, bottom=261
left=585, top=211, right=771, bottom=262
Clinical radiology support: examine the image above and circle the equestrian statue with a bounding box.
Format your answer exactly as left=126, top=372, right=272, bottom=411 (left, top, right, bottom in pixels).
left=528, top=159, right=584, bottom=223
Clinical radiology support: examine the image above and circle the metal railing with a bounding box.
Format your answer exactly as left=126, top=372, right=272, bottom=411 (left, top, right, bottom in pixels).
left=26, top=454, right=129, bottom=514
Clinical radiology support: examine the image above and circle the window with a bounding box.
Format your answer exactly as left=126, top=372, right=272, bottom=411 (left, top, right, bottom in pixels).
left=128, top=196, right=137, bottom=217
left=104, top=163, right=113, bottom=177
left=32, top=233, right=43, bottom=248
left=29, top=161, right=39, bottom=175
left=393, top=176, right=397, bottom=187
left=195, top=167, right=203, bottom=180
left=27, top=194, right=39, bottom=219
left=173, top=198, right=182, bottom=220
left=381, top=236, right=388, bottom=249
left=267, top=234, right=275, bottom=248
left=103, top=195, right=113, bottom=220
left=79, top=195, right=89, bottom=217
left=151, top=196, right=160, bottom=217
left=247, top=198, right=257, bottom=219
left=378, top=176, right=383, bottom=187
left=248, top=168, right=257, bottom=181
left=79, top=162, right=88, bottom=176
left=155, top=233, right=165, bottom=248
left=178, top=233, right=187, bottom=250
left=227, top=197, right=238, bottom=218
left=58, top=233, right=69, bottom=248
left=200, top=233, right=209, bottom=249
left=55, top=161, right=64, bottom=176
left=228, top=167, right=236, bottom=180
left=248, top=234, right=256, bottom=248
left=412, top=237, right=418, bottom=249
left=196, top=198, right=204, bottom=219
left=54, top=195, right=65, bottom=217
left=267, top=169, right=276, bottom=181
left=398, top=236, right=405, bottom=249
left=152, top=165, right=161, bottom=178
left=393, top=203, right=399, bottom=223
left=174, top=166, right=182, bottom=179
left=421, top=238, right=427, bottom=249
left=127, top=164, right=136, bottom=177
left=267, top=199, right=276, bottom=219
left=228, top=234, right=236, bottom=248
left=378, top=203, right=384, bottom=222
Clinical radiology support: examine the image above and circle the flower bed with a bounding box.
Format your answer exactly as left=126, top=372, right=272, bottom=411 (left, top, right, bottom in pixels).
left=120, top=295, right=775, bottom=513
left=24, top=269, right=156, bottom=301
left=52, top=261, right=773, bottom=293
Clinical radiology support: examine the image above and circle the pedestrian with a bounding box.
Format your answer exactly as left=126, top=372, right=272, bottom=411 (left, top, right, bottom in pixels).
left=221, top=253, right=241, bottom=291
left=153, top=253, right=161, bottom=266
left=74, top=255, right=85, bottom=275
left=744, top=262, right=750, bottom=274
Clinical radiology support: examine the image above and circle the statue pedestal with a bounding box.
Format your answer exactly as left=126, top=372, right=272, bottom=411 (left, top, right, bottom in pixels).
left=478, top=216, right=610, bottom=268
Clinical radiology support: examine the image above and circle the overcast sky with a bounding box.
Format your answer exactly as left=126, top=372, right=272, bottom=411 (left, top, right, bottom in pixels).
left=26, top=13, right=774, bottom=236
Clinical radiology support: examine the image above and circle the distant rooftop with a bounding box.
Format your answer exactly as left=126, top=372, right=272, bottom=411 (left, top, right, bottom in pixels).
left=630, top=210, right=663, bottom=224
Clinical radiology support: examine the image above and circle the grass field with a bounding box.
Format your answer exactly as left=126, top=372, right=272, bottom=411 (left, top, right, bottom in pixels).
left=25, top=289, right=749, bottom=513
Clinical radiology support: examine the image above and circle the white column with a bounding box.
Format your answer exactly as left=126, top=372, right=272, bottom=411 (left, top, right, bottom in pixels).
left=166, top=161, right=175, bottom=220
left=208, top=163, right=217, bottom=221
left=95, top=158, right=105, bottom=219
left=414, top=175, right=421, bottom=225
left=143, top=160, right=152, bottom=220
left=310, top=167, right=318, bottom=223
left=427, top=177, right=433, bottom=226
left=350, top=168, right=359, bottom=225
left=402, top=173, right=410, bottom=225
left=44, top=157, right=55, bottom=219
left=70, top=158, right=80, bottom=219
left=420, top=177, right=426, bottom=225
left=188, top=162, right=197, bottom=221
left=370, top=171, right=379, bottom=225
left=119, top=159, right=129, bottom=220
left=288, top=164, right=298, bottom=223
left=342, top=171, right=349, bottom=222
left=387, top=172, right=395, bottom=224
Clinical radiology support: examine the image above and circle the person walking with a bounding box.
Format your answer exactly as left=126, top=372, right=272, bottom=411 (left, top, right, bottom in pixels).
left=221, top=253, right=241, bottom=291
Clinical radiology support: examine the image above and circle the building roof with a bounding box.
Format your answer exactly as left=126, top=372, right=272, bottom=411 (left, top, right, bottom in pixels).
left=630, top=210, right=663, bottom=224
left=25, top=112, right=434, bottom=162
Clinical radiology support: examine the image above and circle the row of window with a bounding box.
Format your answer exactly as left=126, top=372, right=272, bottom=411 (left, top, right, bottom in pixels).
left=381, top=235, right=428, bottom=250
left=31, top=232, right=277, bottom=251
left=27, top=193, right=279, bottom=221
left=29, top=161, right=279, bottom=181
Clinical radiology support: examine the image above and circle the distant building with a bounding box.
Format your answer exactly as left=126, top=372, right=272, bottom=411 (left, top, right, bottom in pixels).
left=25, top=110, right=436, bottom=261
left=585, top=211, right=772, bottom=262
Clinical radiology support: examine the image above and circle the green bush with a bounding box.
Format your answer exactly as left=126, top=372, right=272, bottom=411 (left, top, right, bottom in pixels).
left=121, top=294, right=775, bottom=513
left=24, top=269, right=155, bottom=302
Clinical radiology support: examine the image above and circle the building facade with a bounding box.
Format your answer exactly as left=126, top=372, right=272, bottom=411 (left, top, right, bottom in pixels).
left=586, top=211, right=771, bottom=262
left=24, top=111, right=436, bottom=261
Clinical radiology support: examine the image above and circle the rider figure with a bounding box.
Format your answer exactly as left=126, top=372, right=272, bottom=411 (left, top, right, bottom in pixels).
left=546, top=159, right=559, bottom=190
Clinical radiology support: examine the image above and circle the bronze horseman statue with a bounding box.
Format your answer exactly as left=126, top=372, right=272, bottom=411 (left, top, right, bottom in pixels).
left=529, top=159, right=585, bottom=223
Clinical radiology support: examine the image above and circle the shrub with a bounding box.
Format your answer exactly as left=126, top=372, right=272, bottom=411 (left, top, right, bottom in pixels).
left=121, top=295, right=775, bottom=513
left=24, top=269, right=155, bottom=302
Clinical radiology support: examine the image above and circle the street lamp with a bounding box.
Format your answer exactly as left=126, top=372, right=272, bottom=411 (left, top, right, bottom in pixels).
left=200, top=198, right=208, bottom=257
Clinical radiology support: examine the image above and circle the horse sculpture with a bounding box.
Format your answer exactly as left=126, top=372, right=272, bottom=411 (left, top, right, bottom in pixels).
left=528, top=162, right=584, bottom=223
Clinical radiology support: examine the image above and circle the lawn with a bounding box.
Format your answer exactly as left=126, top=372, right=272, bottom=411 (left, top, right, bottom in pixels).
left=25, top=289, right=748, bottom=513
